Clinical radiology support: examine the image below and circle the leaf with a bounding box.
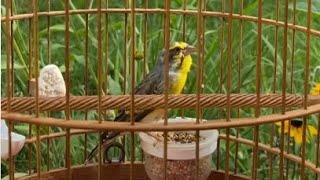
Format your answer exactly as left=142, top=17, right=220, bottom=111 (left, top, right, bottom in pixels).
left=289, top=1, right=320, bottom=15
left=108, top=76, right=122, bottom=95
left=39, top=24, right=74, bottom=36
left=51, top=43, right=65, bottom=51
left=59, top=65, right=66, bottom=73
left=13, top=124, right=29, bottom=135
left=71, top=54, right=85, bottom=65
left=1, top=57, right=26, bottom=70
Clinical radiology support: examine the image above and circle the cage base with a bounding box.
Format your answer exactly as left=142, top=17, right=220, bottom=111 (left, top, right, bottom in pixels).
left=16, top=163, right=250, bottom=180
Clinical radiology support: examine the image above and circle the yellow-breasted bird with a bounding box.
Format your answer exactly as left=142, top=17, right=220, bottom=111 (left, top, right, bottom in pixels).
left=85, top=42, right=196, bottom=163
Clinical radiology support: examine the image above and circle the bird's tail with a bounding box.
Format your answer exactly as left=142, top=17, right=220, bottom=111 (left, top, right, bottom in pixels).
left=84, top=144, right=99, bottom=165
left=84, top=131, right=121, bottom=165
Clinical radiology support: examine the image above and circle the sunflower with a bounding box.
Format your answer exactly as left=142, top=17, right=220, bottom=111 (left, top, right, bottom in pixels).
left=310, top=83, right=320, bottom=96
left=275, top=119, right=317, bottom=144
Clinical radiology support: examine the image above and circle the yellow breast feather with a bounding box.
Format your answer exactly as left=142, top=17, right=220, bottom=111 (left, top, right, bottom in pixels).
left=170, top=55, right=192, bottom=94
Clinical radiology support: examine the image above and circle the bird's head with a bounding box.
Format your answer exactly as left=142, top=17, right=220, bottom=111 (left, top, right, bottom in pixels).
left=157, top=42, right=196, bottom=72
left=169, top=42, right=196, bottom=64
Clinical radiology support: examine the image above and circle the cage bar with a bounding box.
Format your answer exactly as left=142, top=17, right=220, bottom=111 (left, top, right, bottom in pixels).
left=83, top=0, right=89, bottom=162
left=31, top=0, right=41, bottom=178
left=121, top=0, right=128, bottom=162
left=2, top=9, right=320, bottom=37
left=143, top=0, right=148, bottom=78
left=103, top=0, right=109, bottom=94
left=269, top=0, right=280, bottom=178
left=97, top=0, right=103, bottom=179
left=46, top=0, right=51, bottom=64
left=123, top=0, right=128, bottom=94
left=196, top=0, right=204, bottom=179
left=234, top=0, right=243, bottom=175
left=301, top=0, right=313, bottom=178
left=10, top=0, right=14, bottom=97
left=130, top=0, right=136, bottom=179
left=182, top=0, right=187, bottom=41
left=216, top=0, right=225, bottom=169
left=225, top=0, right=234, bottom=179
left=163, top=0, right=170, bottom=179
left=252, top=0, right=263, bottom=178
left=279, top=0, right=290, bottom=179
left=46, top=0, right=51, bottom=170
left=5, top=0, right=13, bottom=179
left=64, top=0, right=72, bottom=179
left=27, top=10, right=33, bottom=175
left=286, top=0, right=297, bottom=178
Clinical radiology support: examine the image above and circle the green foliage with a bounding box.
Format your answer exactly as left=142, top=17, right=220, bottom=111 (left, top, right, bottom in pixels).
left=1, top=0, right=320, bottom=179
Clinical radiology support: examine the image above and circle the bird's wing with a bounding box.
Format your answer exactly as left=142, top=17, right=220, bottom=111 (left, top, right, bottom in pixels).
left=98, top=70, right=163, bottom=139
left=114, top=69, right=164, bottom=122
left=134, top=69, right=164, bottom=95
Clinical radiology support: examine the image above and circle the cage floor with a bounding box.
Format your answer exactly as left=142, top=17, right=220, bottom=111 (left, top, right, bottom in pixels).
left=16, top=163, right=250, bottom=180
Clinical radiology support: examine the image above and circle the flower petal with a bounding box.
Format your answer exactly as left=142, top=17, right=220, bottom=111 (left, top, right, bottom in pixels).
left=290, top=128, right=297, bottom=138
left=276, top=121, right=290, bottom=134
left=308, top=126, right=318, bottom=136
left=294, top=128, right=303, bottom=144
left=284, top=121, right=289, bottom=133
left=310, top=83, right=320, bottom=95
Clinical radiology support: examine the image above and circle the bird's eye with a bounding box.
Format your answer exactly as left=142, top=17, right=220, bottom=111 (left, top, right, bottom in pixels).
left=174, top=47, right=181, bottom=54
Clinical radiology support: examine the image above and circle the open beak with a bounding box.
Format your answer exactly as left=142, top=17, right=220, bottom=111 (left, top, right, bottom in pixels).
left=182, top=45, right=197, bottom=56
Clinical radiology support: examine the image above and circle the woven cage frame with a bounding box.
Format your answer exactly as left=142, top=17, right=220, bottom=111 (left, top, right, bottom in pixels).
left=1, top=0, right=320, bottom=179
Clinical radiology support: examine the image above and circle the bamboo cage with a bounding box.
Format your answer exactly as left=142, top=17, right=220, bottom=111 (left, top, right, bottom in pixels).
left=1, top=0, right=320, bottom=179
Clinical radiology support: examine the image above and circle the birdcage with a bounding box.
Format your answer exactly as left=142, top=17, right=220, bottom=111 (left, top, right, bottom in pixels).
left=1, top=0, right=320, bottom=179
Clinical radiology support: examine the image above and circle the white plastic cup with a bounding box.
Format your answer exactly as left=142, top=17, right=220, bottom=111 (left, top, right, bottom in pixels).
left=139, top=118, right=219, bottom=180
left=1, top=120, right=26, bottom=160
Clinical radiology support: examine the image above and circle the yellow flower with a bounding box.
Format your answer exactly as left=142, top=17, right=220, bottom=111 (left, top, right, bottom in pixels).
left=310, top=83, right=320, bottom=96
left=275, top=119, right=317, bottom=144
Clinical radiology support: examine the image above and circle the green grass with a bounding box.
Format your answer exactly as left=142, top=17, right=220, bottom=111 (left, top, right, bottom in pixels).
left=1, top=0, right=320, bottom=179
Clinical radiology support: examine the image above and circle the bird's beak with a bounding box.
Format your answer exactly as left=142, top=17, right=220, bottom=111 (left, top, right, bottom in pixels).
left=182, top=45, right=197, bottom=56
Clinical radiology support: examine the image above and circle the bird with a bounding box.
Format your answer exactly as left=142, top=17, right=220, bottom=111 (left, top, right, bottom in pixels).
left=85, top=42, right=196, bottom=164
